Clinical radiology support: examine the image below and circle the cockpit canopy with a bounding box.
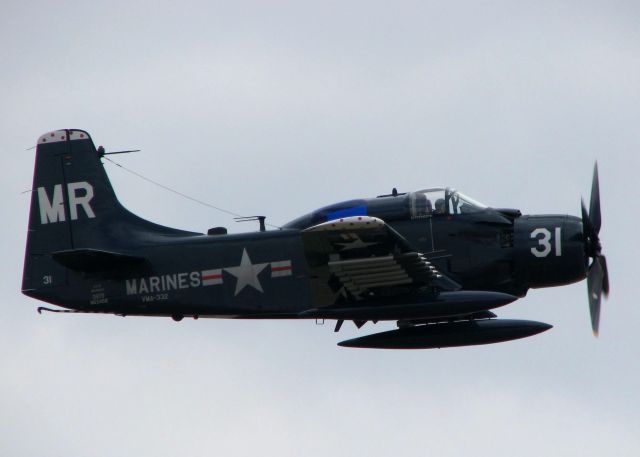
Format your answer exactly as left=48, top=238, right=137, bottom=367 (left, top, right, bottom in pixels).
left=410, top=188, right=487, bottom=218
left=284, top=187, right=489, bottom=230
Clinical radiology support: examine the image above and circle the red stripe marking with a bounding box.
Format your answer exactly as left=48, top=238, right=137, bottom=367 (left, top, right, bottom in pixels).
left=202, top=274, right=223, bottom=280
left=272, top=266, right=292, bottom=272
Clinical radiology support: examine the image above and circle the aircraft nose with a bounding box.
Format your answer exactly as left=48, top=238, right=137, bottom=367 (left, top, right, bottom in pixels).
left=515, top=215, right=587, bottom=290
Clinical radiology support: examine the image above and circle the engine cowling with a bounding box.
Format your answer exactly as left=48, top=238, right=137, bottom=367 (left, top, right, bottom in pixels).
left=514, top=215, right=587, bottom=289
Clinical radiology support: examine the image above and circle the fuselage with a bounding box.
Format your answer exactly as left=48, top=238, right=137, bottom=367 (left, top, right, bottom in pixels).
left=27, top=189, right=587, bottom=319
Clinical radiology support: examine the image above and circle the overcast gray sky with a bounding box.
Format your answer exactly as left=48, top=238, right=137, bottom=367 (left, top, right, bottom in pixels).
left=1, top=1, right=639, bottom=456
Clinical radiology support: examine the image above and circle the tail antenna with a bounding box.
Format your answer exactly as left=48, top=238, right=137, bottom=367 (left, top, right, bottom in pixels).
left=97, top=146, right=140, bottom=157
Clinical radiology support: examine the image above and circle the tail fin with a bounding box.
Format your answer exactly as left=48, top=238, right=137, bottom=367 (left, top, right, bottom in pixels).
left=22, top=129, right=194, bottom=295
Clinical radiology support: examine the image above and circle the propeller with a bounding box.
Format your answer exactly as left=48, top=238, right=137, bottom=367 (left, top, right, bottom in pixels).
left=581, top=163, right=609, bottom=336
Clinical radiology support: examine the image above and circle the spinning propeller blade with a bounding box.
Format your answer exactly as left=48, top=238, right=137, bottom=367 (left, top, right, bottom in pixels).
left=587, top=256, right=603, bottom=336
left=582, top=163, right=609, bottom=336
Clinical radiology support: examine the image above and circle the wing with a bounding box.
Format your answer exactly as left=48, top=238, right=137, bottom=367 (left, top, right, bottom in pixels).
left=299, top=216, right=522, bottom=338
left=301, top=216, right=460, bottom=304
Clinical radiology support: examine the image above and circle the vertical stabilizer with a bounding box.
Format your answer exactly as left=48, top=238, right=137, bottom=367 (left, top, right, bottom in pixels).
left=22, top=129, right=195, bottom=295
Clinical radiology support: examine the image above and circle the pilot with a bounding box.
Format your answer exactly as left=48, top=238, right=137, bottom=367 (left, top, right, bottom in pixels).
left=434, top=199, right=446, bottom=214
left=425, top=198, right=432, bottom=213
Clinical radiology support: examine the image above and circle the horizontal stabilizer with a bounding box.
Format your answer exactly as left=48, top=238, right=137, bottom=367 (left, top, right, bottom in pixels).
left=52, top=248, right=146, bottom=273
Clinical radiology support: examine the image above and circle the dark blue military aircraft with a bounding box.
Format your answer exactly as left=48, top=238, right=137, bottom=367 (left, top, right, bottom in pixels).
left=22, top=129, right=609, bottom=349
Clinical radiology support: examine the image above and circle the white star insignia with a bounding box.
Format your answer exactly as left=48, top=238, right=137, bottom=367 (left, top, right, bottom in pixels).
left=224, top=248, right=268, bottom=296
